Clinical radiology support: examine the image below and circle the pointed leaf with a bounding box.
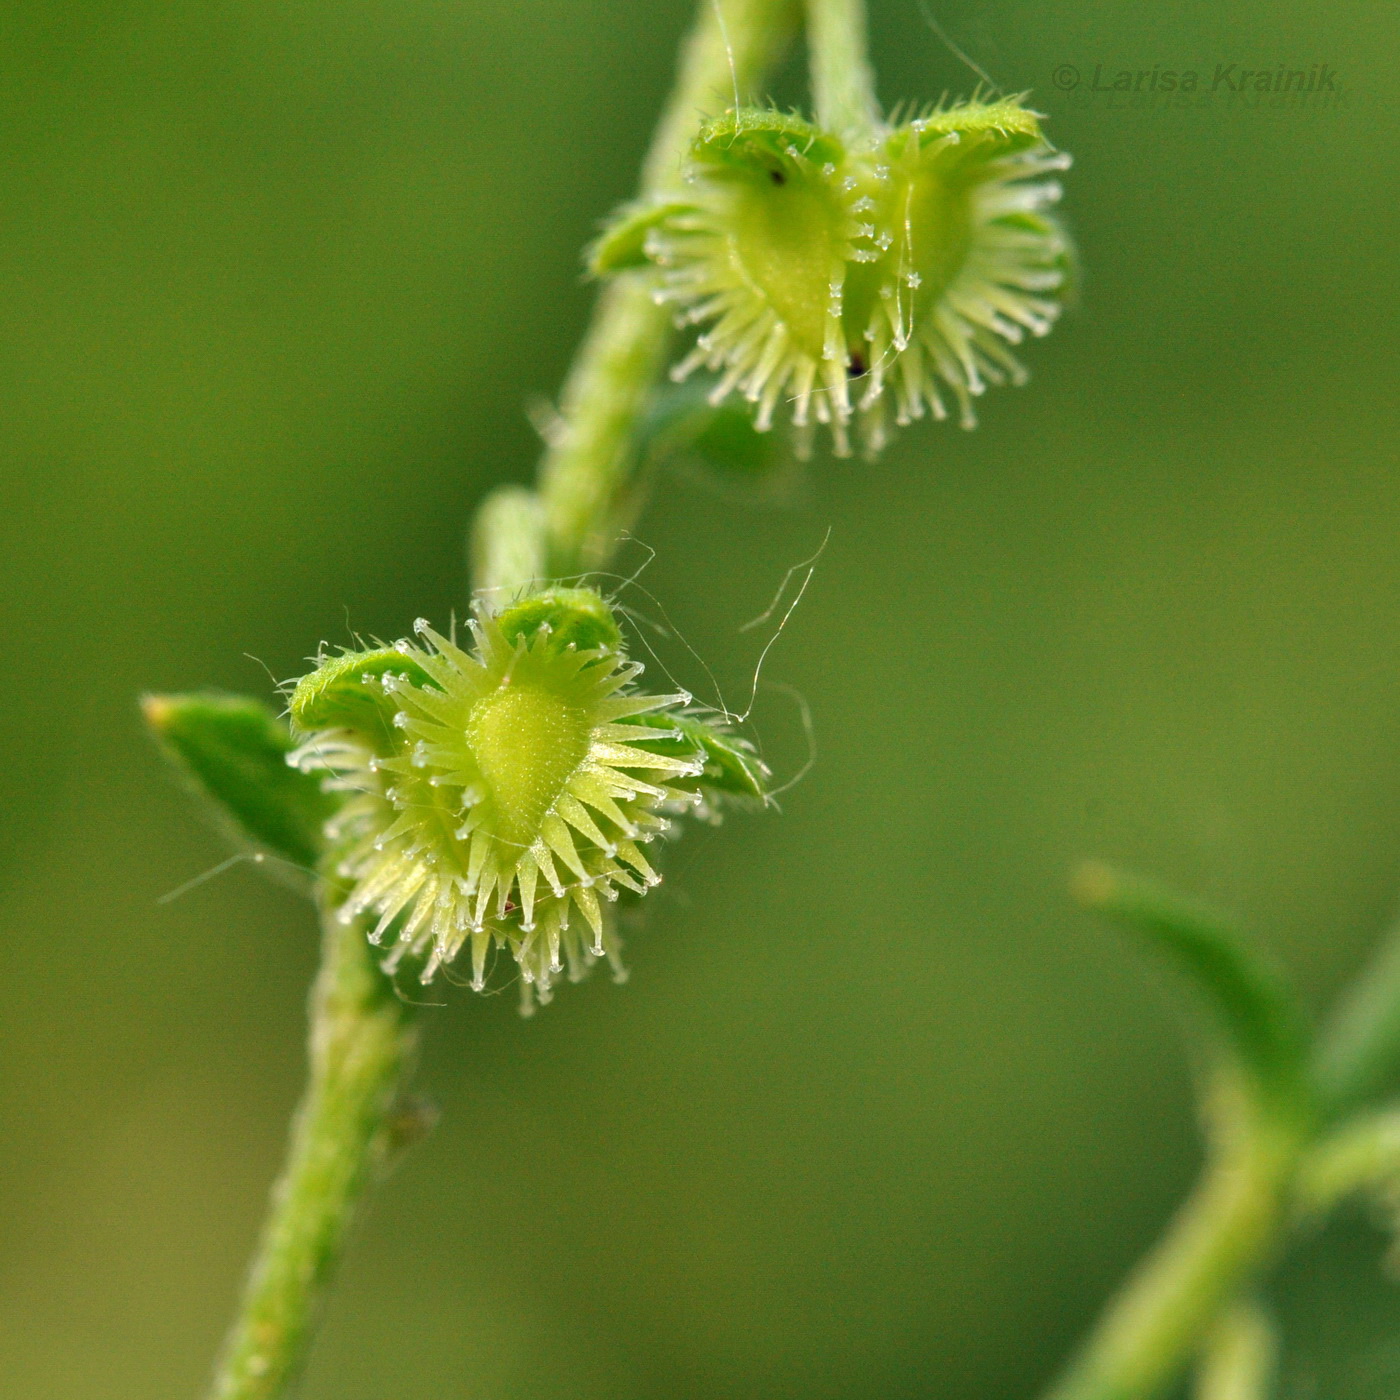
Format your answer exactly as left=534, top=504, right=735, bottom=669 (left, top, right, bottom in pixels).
left=143, top=692, right=336, bottom=876
left=1314, top=918, right=1400, bottom=1119
left=1074, top=863, right=1311, bottom=1117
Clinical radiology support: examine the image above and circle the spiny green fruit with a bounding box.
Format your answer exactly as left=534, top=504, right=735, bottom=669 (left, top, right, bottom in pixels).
left=287, top=588, right=768, bottom=1011
left=607, top=98, right=1072, bottom=457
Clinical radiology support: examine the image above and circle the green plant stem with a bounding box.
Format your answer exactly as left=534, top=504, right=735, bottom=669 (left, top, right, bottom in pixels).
left=207, top=896, right=418, bottom=1400
left=805, top=0, right=881, bottom=144
left=1193, top=1298, right=1277, bottom=1400
left=1042, top=1083, right=1305, bottom=1400
left=535, top=0, right=797, bottom=579
left=1313, top=914, right=1400, bottom=1120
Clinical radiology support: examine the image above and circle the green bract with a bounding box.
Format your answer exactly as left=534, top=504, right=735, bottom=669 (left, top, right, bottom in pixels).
left=287, top=589, right=767, bottom=1011
left=143, top=692, right=338, bottom=877
left=612, top=98, right=1072, bottom=456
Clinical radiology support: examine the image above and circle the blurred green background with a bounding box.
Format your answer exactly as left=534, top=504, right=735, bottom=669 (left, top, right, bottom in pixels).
left=2, top=0, right=1398, bottom=1395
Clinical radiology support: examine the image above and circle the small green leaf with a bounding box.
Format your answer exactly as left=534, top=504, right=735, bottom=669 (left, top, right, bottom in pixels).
left=288, top=648, right=435, bottom=745
left=627, top=711, right=770, bottom=803
left=1073, top=863, right=1312, bottom=1117
left=1314, top=920, right=1400, bottom=1120
left=143, top=692, right=336, bottom=875
left=588, top=198, right=698, bottom=275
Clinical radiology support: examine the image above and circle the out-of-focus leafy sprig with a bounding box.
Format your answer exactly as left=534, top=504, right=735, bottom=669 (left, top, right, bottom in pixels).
left=1046, top=863, right=1400, bottom=1400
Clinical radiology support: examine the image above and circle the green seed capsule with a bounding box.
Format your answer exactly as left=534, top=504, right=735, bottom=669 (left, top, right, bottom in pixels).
left=613, top=98, right=1072, bottom=457
left=287, top=589, right=767, bottom=1011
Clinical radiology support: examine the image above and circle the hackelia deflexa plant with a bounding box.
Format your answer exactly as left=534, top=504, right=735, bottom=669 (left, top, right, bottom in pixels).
left=139, top=2, right=1400, bottom=1399
left=138, top=1, right=1077, bottom=1392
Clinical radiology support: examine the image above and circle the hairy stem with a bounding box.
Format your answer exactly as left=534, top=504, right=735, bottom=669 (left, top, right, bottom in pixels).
left=1042, top=1085, right=1305, bottom=1400
left=536, top=0, right=797, bottom=579
left=207, top=898, right=418, bottom=1400
left=805, top=0, right=881, bottom=144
